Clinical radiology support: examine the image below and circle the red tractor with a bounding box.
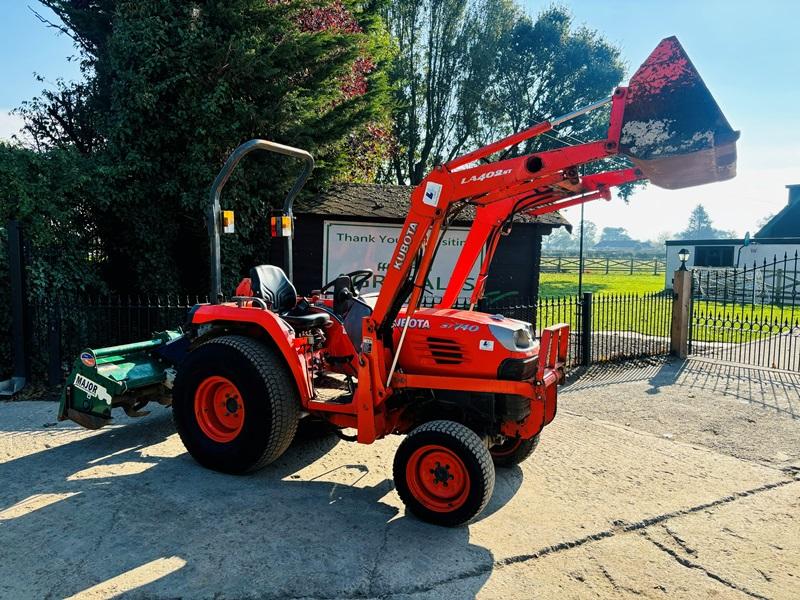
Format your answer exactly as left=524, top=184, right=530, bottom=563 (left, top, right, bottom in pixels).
left=60, top=37, right=737, bottom=526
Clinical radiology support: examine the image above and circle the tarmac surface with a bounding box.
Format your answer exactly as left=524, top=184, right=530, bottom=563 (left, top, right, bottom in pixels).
left=0, top=358, right=798, bottom=599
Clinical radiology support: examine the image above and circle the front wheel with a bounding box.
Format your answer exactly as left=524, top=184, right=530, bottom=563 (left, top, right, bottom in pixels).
left=393, top=420, right=495, bottom=527
left=172, top=335, right=300, bottom=474
left=490, top=434, right=540, bottom=467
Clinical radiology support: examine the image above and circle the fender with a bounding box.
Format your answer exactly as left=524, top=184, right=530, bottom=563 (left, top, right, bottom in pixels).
left=190, top=304, right=314, bottom=402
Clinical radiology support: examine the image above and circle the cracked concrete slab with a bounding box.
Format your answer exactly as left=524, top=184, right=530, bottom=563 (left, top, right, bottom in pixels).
left=641, top=482, right=800, bottom=600
left=0, top=357, right=798, bottom=599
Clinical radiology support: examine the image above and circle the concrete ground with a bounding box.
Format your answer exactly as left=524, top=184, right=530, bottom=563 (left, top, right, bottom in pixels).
left=0, top=358, right=798, bottom=599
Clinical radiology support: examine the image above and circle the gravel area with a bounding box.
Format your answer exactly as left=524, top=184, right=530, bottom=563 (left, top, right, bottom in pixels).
left=561, top=357, right=800, bottom=472
left=0, top=357, right=797, bottom=599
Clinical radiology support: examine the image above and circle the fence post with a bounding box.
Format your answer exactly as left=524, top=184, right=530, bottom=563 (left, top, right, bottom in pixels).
left=1, top=220, right=29, bottom=395
left=581, top=292, right=593, bottom=366
left=670, top=269, right=692, bottom=359
left=47, top=301, right=62, bottom=386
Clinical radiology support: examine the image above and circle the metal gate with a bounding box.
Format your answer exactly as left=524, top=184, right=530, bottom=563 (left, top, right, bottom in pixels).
left=689, top=253, right=800, bottom=371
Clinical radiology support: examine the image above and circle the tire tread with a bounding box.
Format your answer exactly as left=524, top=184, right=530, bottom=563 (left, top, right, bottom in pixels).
left=173, top=335, right=299, bottom=472
left=395, top=420, right=495, bottom=526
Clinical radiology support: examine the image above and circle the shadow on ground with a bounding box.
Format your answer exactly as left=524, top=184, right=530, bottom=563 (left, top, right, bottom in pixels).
left=564, top=356, right=800, bottom=419
left=0, top=409, right=524, bottom=599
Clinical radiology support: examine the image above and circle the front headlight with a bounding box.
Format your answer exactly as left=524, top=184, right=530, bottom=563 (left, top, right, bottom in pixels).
left=513, top=328, right=533, bottom=349
left=489, top=323, right=535, bottom=351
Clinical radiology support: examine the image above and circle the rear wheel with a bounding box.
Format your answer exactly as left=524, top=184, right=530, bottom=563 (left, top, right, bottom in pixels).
left=490, top=434, right=540, bottom=468
left=393, top=420, right=495, bottom=527
left=172, top=335, right=299, bottom=474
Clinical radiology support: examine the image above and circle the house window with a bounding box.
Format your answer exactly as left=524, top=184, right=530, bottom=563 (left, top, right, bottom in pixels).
left=694, top=246, right=734, bottom=267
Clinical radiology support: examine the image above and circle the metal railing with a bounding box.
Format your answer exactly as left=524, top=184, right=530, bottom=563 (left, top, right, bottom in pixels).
left=13, top=290, right=675, bottom=386
left=690, top=253, right=800, bottom=372
left=25, top=294, right=207, bottom=384
left=425, top=291, right=673, bottom=368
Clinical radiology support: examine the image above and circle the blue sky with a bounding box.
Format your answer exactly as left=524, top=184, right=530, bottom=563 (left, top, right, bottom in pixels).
left=523, top=0, right=800, bottom=240
left=1, top=1, right=799, bottom=240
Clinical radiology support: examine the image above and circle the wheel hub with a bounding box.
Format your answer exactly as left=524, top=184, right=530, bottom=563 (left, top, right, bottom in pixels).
left=193, top=376, right=245, bottom=443
left=406, top=445, right=470, bottom=512
left=430, top=462, right=454, bottom=487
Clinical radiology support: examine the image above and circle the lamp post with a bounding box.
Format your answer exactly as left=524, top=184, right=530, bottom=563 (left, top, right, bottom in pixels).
left=577, top=202, right=585, bottom=295
left=678, top=248, right=690, bottom=271
left=672, top=247, right=692, bottom=358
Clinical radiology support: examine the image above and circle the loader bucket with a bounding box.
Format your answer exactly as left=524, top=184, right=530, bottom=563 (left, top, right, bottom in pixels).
left=620, top=36, right=739, bottom=189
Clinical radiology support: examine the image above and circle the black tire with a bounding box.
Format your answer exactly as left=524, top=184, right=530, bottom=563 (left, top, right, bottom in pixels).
left=393, top=420, right=495, bottom=527
left=490, top=434, right=540, bottom=468
left=172, top=335, right=299, bottom=474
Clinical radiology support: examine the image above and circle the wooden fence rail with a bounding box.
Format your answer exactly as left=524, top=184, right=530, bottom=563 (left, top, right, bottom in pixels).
left=541, top=255, right=665, bottom=275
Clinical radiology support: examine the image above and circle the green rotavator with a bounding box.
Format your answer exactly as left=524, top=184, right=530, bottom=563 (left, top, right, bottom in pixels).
left=58, top=330, right=187, bottom=429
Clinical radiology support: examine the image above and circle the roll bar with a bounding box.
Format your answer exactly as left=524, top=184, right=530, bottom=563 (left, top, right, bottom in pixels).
left=208, top=139, right=315, bottom=302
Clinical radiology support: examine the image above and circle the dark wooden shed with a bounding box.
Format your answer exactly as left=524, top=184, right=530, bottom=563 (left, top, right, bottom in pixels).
left=284, top=183, right=570, bottom=305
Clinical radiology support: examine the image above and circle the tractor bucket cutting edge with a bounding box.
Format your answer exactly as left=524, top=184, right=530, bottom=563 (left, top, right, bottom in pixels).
left=619, top=36, right=739, bottom=189
left=58, top=329, right=187, bottom=429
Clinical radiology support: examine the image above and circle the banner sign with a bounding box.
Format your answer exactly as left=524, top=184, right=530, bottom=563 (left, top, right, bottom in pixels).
left=323, top=221, right=483, bottom=304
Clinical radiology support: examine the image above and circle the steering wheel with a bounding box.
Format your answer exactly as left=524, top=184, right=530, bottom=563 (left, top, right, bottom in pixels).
left=319, top=269, right=375, bottom=295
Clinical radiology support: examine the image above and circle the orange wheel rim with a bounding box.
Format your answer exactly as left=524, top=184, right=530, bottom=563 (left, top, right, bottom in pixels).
left=193, top=376, right=245, bottom=443
left=491, top=438, right=522, bottom=458
left=406, top=444, right=470, bottom=512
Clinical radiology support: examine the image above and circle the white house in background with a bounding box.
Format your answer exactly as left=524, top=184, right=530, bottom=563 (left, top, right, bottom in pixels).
left=664, top=184, right=800, bottom=289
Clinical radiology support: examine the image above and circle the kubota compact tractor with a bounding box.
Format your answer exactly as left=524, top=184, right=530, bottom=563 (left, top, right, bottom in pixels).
left=59, top=38, right=738, bottom=526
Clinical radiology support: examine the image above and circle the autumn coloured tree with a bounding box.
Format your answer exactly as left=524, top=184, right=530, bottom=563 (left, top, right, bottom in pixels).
left=15, top=0, right=391, bottom=293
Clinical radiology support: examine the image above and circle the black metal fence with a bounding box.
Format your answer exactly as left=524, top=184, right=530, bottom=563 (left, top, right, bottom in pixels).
left=690, top=253, right=800, bottom=371
left=489, top=292, right=672, bottom=366
left=25, top=295, right=207, bottom=384
left=12, top=290, right=674, bottom=386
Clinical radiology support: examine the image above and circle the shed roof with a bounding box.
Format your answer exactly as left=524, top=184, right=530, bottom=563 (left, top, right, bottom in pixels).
left=295, top=183, right=571, bottom=230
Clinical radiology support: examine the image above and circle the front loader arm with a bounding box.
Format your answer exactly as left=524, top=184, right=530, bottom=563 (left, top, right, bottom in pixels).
left=371, top=89, right=630, bottom=329
left=354, top=92, right=632, bottom=443
left=355, top=36, right=738, bottom=443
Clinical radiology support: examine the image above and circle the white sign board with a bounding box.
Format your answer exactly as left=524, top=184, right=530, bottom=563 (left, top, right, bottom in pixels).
left=323, top=220, right=483, bottom=304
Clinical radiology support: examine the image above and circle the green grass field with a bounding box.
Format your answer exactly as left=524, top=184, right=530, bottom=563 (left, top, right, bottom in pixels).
left=689, top=300, right=799, bottom=342
left=538, top=272, right=666, bottom=297
left=485, top=272, right=799, bottom=344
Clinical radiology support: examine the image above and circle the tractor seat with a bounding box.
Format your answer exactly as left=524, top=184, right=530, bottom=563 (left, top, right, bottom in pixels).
left=282, top=307, right=330, bottom=330
left=249, top=265, right=330, bottom=331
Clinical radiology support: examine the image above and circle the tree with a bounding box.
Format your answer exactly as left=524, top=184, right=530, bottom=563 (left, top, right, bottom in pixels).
left=598, top=227, right=632, bottom=243
left=679, top=204, right=734, bottom=239
left=382, top=2, right=625, bottom=184
left=16, top=0, right=392, bottom=293
left=541, top=219, right=596, bottom=253
left=756, top=213, right=775, bottom=229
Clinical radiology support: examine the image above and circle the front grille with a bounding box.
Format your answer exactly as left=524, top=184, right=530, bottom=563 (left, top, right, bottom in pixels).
left=425, top=337, right=464, bottom=365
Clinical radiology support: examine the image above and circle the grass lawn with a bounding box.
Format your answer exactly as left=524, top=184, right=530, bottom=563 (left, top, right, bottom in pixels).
left=492, top=272, right=799, bottom=344
left=538, top=272, right=666, bottom=297
left=690, top=300, right=800, bottom=342
left=534, top=292, right=672, bottom=336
